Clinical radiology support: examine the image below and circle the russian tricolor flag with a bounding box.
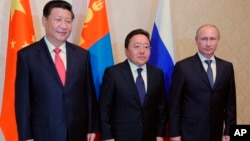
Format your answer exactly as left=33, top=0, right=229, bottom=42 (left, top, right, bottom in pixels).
left=80, top=0, right=114, bottom=98
left=149, top=0, right=175, bottom=94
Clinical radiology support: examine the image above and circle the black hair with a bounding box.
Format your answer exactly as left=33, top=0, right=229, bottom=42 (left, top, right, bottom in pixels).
left=124, top=28, right=150, bottom=48
left=43, top=0, right=75, bottom=19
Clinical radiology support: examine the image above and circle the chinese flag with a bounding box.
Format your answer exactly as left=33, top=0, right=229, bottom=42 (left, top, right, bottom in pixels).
left=0, top=0, right=35, bottom=140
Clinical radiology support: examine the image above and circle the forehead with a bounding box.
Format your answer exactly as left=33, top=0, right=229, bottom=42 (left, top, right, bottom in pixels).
left=49, top=8, right=72, bottom=17
left=198, top=26, right=219, bottom=37
left=129, top=34, right=150, bottom=43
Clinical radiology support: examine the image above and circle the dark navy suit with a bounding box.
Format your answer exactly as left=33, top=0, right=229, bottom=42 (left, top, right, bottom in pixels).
left=15, top=38, right=98, bottom=141
left=168, top=53, right=236, bottom=141
left=99, top=60, right=167, bottom=141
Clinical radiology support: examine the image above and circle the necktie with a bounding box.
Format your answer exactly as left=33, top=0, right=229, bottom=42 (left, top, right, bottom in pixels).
left=54, top=48, right=66, bottom=86
left=205, top=60, right=213, bottom=87
left=136, top=68, right=146, bottom=105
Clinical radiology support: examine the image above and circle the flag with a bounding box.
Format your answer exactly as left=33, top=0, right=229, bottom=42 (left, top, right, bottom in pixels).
left=80, top=0, right=114, bottom=98
left=0, top=0, right=35, bottom=140
left=149, top=0, right=174, bottom=95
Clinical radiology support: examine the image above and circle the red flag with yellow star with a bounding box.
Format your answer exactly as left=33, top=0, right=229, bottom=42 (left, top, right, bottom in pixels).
left=0, top=0, right=35, bottom=140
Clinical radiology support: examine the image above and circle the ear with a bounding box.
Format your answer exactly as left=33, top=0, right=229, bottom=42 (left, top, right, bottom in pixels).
left=195, top=36, right=198, bottom=41
left=125, top=48, right=128, bottom=56
left=42, top=16, right=46, bottom=27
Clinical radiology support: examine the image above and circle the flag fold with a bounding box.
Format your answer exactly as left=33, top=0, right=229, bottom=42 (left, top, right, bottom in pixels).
left=149, top=0, right=175, bottom=94
left=80, top=0, right=114, bottom=98
left=0, top=0, right=35, bottom=140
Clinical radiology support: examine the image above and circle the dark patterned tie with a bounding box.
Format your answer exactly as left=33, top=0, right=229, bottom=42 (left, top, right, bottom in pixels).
left=136, top=68, right=146, bottom=105
left=205, top=60, right=213, bottom=87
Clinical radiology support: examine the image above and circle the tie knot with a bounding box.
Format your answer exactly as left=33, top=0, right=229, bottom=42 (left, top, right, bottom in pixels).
left=205, top=60, right=212, bottom=65
left=137, top=68, right=143, bottom=75
left=54, top=48, right=61, bottom=54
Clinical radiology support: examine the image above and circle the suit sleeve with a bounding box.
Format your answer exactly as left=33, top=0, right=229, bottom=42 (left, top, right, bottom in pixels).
left=156, top=70, right=168, bottom=137
left=168, top=63, right=185, bottom=137
left=85, top=52, right=99, bottom=133
left=15, top=51, right=33, bottom=140
left=99, top=68, right=114, bottom=140
left=224, top=63, right=237, bottom=135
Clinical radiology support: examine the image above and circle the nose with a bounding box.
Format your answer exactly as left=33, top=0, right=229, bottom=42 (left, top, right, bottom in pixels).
left=138, top=46, right=146, bottom=53
left=206, top=40, right=211, bottom=47
left=59, top=20, right=68, bottom=29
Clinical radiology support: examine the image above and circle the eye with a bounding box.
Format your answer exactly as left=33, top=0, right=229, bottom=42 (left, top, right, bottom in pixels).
left=210, top=37, right=217, bottom=40
left=65, top=19, right=72, bottom=24
left=134, top=45, right=140, bottom=49
left=201, top=37, right=208, bottom=40
left=55, top=18, right=62, bottom=22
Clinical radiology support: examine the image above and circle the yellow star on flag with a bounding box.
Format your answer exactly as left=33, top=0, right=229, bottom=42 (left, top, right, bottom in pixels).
left=11, top=0, right=25, bottom=20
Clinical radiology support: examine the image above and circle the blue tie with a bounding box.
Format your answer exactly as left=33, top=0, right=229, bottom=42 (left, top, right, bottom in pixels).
left=205, top=60, right=213, bottom=87
left=136, top=68, right=146, bottom=105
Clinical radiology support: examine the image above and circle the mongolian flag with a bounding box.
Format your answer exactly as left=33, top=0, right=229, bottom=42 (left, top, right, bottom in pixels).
left=0, top=0, right=35, bottom=140
left=80, top=0, right=114, bottom=98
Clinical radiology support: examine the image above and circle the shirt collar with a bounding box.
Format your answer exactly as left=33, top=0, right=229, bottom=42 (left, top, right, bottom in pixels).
left=197, top=52, right=215, bottom=63
left=44, top=36, right=66, bottom=53
left=127, top=60, right=147, bottom=72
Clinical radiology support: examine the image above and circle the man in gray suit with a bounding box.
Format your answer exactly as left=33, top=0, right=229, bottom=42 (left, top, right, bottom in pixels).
left=99, top=29, right=167, bottom=141
left=15, top=1, right=98, bottom=141
left=168, top=24, right=236, bottom=141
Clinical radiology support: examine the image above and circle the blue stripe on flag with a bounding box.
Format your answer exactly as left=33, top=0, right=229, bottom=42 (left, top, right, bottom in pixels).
left=89, top=33, right=114, bottom=98
left=149, top=23, right=174, bottom=94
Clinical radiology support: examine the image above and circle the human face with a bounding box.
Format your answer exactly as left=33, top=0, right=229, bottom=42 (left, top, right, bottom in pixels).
left=195, top=25, right=220, bottom=59
left=125, top=34, right=151, bottom=67
left=42, top=8, right=73, bottom=47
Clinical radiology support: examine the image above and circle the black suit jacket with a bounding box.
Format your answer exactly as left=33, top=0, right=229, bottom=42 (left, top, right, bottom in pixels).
left=168, top=53, right=236, bottom=141
left=99, top=60, right=167, bottom=141
left=15, top=38, right=98, bottom=141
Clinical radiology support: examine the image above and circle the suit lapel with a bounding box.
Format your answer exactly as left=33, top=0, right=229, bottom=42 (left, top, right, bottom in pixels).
left=213, top=57, right=223, bottom=89
left=192, top=54, right=212, bottom=89
left=143, top=64, right=153, bottom=105
left=64, top=42, right=76, bottom=91
left=37, top=38, right=64, bottom=88
left=120, top=60, right=142, bottom=106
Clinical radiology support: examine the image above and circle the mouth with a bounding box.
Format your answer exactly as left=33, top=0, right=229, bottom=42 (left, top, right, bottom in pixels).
left=57, top=30, right=68, bottom=35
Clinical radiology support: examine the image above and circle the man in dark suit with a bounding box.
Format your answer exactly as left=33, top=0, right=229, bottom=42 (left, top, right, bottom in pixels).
left=15, top=1, right=98, bottom=141
left=99, top=29, right=167, bottom=141
left=168, top=24, right=236, bottom=141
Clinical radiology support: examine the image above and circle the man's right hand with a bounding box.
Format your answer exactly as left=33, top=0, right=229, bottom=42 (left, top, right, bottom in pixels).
left=104, top=139, right=115, bottom=141
left=170, top=136, right=181, bottom=141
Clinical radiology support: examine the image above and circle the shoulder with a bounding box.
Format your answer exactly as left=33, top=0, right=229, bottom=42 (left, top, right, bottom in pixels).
left=175, top=55, right=196, bottom=67
left=66, top=42, right=89, bottom=53
left=106, top=61, right=126, bottom=71
left=146, top=63, right=163, bottom=73
left=215, top=56, right=233, bottom=65
left=17, top=39, right=44, bottom=55
left=215, top=56, right=234, bottom=70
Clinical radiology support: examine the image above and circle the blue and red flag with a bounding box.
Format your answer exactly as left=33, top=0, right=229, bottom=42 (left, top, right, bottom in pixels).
left=80, top=0, right=114, bottom=98
left=149, top=0, right=175, bottom=95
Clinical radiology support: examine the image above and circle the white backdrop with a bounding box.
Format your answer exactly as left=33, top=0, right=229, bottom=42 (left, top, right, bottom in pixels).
left=0, top=0, right=158, bottom=140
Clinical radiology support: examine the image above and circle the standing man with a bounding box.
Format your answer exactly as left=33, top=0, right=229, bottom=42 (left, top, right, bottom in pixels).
left=168, top=24, right=236, bottom=141
left=99, top=29, right=167, bottom=141
left=15, top=1, right=98, bottom=141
